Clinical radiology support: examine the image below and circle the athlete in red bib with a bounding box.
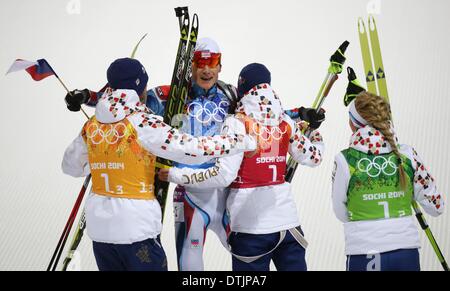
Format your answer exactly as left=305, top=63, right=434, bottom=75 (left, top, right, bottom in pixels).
left=162, top=63, right=325, bottom=271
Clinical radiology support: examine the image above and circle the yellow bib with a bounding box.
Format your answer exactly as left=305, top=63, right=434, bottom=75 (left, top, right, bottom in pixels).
left=82, top=116, right=155, bottom=200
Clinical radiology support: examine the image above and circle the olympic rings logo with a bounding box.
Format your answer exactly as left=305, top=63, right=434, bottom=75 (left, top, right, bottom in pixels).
left=357, top=155, right=398, bottom=178
left=187, top=100, right=229, bottom=123
left=86, top=122, right=128, bottom=145
left=251, top=123, right=287, bottom=141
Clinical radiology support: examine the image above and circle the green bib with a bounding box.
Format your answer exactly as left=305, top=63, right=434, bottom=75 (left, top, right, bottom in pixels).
left=342, top=148, right=414, bottom=221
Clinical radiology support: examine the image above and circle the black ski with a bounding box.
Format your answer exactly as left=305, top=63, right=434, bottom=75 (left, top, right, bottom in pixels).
left=154, top=7, right=199, bottom=220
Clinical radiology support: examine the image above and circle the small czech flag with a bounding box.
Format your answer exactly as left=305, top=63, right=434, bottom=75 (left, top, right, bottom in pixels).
left=6, top=59, right=56, bottom=81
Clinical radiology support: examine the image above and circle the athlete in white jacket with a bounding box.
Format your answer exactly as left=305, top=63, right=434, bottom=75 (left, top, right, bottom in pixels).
left=61, top=58, right=256, bottom=271
left=160, top=63, right=325, bottom=271
left=332, top=91, right=444, bottom=271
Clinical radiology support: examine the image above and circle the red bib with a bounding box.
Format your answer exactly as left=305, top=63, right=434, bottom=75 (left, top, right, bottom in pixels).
left=230, top=114, right=291, bottom=189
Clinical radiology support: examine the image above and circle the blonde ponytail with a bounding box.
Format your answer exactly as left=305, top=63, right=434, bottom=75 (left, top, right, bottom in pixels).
left=354, top=92, right=407, bottom=190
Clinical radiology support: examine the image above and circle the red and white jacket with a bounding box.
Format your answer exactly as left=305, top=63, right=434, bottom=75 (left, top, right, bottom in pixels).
left=168, top=84, right=324, bottom=234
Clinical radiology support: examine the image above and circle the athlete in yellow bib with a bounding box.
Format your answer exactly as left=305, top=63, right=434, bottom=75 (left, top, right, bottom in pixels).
left=62, top=58, right=256, bottom=271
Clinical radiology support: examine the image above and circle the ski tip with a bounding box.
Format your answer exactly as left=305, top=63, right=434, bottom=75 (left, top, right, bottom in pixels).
left=358, top=17, right=366, bottom=34
left=192, top=13, right=199, bottom=27
left=368, top=15, right=377, bottom=31
left=174, top=6, right=188, bottom=17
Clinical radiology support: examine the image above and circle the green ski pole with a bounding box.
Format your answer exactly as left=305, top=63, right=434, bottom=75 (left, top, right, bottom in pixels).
left=285, top=41, right=349, bottom=183
left=131, top=33, right=148, bottom=59
left=413, top=201, right=449, bottom=271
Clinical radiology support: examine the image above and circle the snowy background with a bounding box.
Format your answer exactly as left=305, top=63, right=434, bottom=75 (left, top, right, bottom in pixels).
left=0, top=0, right=449, bottom=271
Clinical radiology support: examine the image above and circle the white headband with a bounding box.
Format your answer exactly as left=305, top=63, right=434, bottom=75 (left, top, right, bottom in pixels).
left=348, top=99, right=368, bottom=128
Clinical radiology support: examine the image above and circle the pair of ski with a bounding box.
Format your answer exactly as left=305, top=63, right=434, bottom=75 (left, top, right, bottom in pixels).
left=357, top=15, right=448, bottom=271
left=155, top=6, right=199, bottom=219
left=47, top=7, right=198, bottom=271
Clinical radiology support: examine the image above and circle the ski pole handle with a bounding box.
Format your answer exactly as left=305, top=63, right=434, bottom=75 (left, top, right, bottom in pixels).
left=338, top=41, right=350, bottom=55
left=286, top=41, right=350, bottom=183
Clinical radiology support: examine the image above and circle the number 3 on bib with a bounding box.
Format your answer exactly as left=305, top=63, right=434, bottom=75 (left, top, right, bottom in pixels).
left=100, top=173, right=123, bottom=194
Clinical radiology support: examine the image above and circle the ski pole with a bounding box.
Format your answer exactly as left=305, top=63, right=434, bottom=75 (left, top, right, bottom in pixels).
left=412, top=201, right=449, bottom=271
left=130, top=33, right=148, bottom=59
left=61, top=209, right=87, bottom=271
left=44, top=61, right=90, bottom=120
left=46, top=62, right=93, bottom=270
left=285, top=41, right=349, bottom=183
left=46, top=174, right=91, bottom=271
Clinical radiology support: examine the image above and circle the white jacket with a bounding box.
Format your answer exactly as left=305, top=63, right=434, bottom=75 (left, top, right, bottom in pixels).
left=168, top=84, right=324, bottom=234
left=332, top=125, right=444, bottom=255
left=62, top=89, right=256, bottom=244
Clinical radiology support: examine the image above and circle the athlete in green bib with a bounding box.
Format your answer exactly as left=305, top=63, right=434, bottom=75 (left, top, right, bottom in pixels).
left=332, top=92, right=444, bottom=271
left=342, top=148, right=414, bottom=221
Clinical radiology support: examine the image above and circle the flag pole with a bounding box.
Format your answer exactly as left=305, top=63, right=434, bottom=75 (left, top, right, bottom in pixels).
left=42, top=59, right=90, bottom=120
left=55, top=76, right=90, bottom=119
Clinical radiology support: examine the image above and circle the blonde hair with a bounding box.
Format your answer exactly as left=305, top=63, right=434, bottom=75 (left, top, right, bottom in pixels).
left=354, top=92, right=407, bottom=190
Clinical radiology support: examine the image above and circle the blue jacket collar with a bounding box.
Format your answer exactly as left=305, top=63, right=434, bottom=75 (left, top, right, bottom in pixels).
left=190, top=82, right=218, bottom=99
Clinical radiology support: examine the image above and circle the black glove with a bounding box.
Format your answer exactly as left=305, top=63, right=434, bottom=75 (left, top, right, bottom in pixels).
left=65, top=89, right=90, bottom=112
left=298, top=107, right=326, bottom=130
